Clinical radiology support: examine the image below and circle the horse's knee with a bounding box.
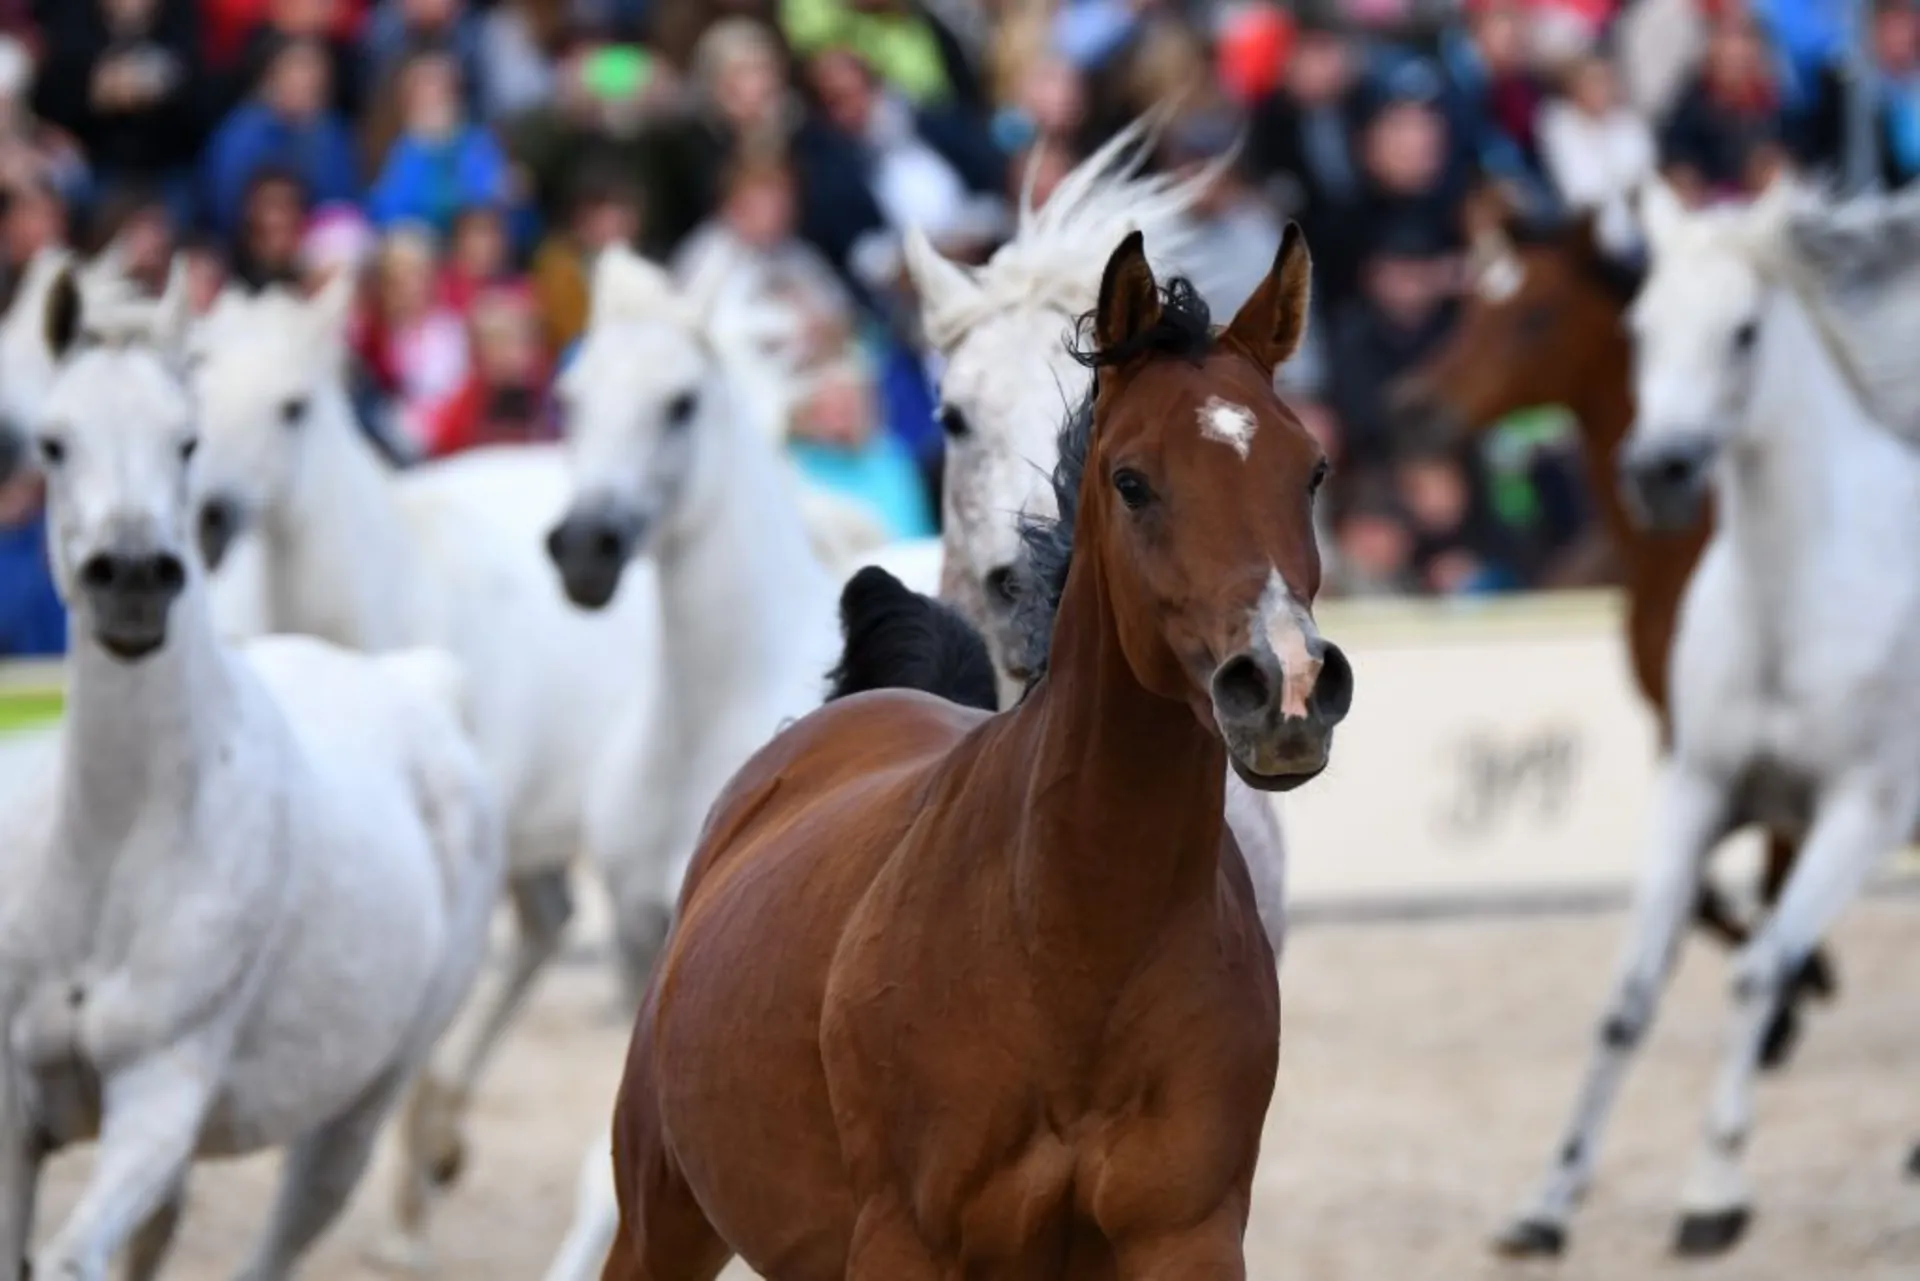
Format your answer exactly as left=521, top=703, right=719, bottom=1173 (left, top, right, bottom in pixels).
left=1600, top=980, right=1657, bottom=1050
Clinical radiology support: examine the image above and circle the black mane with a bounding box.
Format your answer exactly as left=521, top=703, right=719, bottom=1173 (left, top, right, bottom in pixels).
left=1006, top=275, right=1214, bottom=684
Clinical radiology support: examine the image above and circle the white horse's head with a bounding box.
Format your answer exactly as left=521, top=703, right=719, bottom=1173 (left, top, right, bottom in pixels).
left=1620, top=175, right=1807, bottom=529
left=906, top=116, right=1217, bottom=682
left=0, top=245, right=76, bottom=484
left=545, top=242, right=801, bottom=609
left=34, top=253, right=202, bottom=660
left=186, top=274, right=357, bottom=568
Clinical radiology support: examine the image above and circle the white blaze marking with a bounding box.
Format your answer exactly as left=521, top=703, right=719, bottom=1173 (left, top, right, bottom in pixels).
left=1256, top=570, right=1323, bottom=719
left=1198, top=396, right=1257, bottom=459
left=1476, top=248, right=1525, bottom=302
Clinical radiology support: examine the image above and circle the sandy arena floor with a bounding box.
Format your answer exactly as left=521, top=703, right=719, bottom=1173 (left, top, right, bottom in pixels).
left=34, top=897, right=1920, bottom=1280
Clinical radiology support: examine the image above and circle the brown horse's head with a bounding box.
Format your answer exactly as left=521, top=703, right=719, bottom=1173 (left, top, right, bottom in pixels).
left=1391, top=187, right=1641, bottom=443
left=1011, top=227, right=1351, bottom=791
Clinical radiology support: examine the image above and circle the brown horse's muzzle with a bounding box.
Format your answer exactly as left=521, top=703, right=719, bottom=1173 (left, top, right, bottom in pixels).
left=1209, top=638, right=1352, bottom=792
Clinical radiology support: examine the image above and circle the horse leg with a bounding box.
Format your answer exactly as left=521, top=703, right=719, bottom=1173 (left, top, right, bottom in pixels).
left=120, top=1178, right=186, bottom=1281
left=1674, top=777, right=1910, bottom=1256
left=34, top=1048, right=214, bottom=1281
left=601, top=1090, right=731, bottom=1281
left=236, top=1070, right=406, bottom=1281
left=387, top=864, right=573, bottom=1246
left=0, top=1067, right=46, bottom=1278
left=1754, top=830, right=1837, bottom=1070
left=1494, top=763, right=1727, bottom=1258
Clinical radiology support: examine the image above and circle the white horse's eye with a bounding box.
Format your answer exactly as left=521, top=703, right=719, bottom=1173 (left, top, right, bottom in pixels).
left=36, top=436, right=65, bottom=466
left=280, top=397, right=310, bottom=427
left=179, top=437, right=199, bottom=463
left=938, top=405, right=970, bottom=439
left=1732, top=321, right=1760, bottom=355
left=666, top=392, right=698, bottom=428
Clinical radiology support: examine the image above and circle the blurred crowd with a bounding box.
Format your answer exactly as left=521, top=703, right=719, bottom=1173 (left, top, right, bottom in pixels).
left=2, top=0, right=1918, bottom=653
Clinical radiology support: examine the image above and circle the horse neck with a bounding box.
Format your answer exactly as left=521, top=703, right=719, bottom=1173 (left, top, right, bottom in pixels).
left=62, top=576, right=240, bottom=845
left=652, top=381, right=835, bottom=717
left=1719, top=288, right=1876, bottom=587
left=263, top=383, right=418, bottom=649
left=1001, top=542, right=1227, bottom=988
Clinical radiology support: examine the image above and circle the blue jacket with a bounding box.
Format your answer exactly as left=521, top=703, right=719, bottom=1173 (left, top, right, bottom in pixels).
left=201, top=103, right=361, bottom=237
left=368, top=129, right=509, bottom=236
left=0, top=519, right=65, bottom=658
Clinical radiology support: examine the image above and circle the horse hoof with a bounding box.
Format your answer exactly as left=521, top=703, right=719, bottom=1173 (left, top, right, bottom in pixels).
left=363, top=1230, right=435, bottom=1276
left=1673, top=1207, right=1750, bottom=1256
left=1905, top=1143, right=1920, bottom=1178
left=1758, top=1004, right=1801, bottom=1071
left=1796, top=951, right=1837, bottom=1000
left=1492, top=1217, right=1565, bottom=1257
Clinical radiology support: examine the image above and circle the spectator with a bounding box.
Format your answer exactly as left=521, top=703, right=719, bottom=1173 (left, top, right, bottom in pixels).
left=1876, top=0, right=1920, bottom=185
left=89, top=182, right=176, bottom=291
left=1162, top=106, right=1288, bottom=321
left=1538, top=53, right=1656, bottom=252
left=0, top=38, right=91, bottom=209
left=1660, top=14, right=1794, bottom=196
left=991, top=52, right=1087, bottom=155
left=229, top=0, right=369, bottom=121
left=807, top=46, right=1005, bottom=282
left=424, top=282, right=554, bottom=457
left=33, top=0, right=204, bottom=221
left=650, top=0, right=779, bottom=72
left=530, top=165, right=642, bottom=354
left=1436, top=3, right=1551, bottom=207
left=0, top=464, right=61, bottom=656
left=1249, top=15, right=1367, bottom=316
left=1327, top=217, right=1459, bottom=467
left=201, top=35, right=358, bottom=238
left=1395, top=444, right=1522, bottom=594
left=1356, top=67, right=1470, bottom=256
left=787, top=361, right=937, bottom=540
left=363, top=0, right=485, bottom=114
left=439, top=201, right=513, bottom=313
left=359, top=223, right=468, bottom=454
left=1, top=175, right=67, bottom=289
left=179, top=229, right=229, bottom=311
left=476, top=0, right=559, bottom=122
left=230, top=164, right=309, bottom=289
left=781, top=0, right=955, bottom=104
left=367, top=45, right=509, bottom=236
left=1328, top=469, right=1417, bottom=597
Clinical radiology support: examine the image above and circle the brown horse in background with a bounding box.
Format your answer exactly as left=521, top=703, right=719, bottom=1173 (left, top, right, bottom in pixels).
left=600, top=227, right=1350, bottom=1280
left=1390, top=192, right=1834, bottom=1066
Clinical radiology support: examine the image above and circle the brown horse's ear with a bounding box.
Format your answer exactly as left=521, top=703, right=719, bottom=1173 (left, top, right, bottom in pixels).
left=1224, top=222, right=1311, bottom=376
left=1094, top=230, right=1161, bottom=354
left=44, top=264, right=80, bottom=361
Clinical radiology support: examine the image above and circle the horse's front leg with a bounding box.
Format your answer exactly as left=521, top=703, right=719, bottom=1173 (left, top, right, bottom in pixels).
left=33, top=1041, right=217, bottom=1281
left=1674, top=774, right=1913, bottom=1257
left=0, top=1053, right=47, bottom=1275
left=1495, top=762, right=1729, bottom=1258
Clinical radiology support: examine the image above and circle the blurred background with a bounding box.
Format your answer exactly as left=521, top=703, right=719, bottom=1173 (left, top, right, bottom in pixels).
left=2, top=0, right=1917, bottom=656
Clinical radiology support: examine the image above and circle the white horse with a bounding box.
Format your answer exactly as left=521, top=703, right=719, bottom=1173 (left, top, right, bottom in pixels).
left=185, top=277, right=660, bottom=1268
left=902, top=116, right=1293, bottom=955
left=538, top=243, right=849, bottom=1281
left=1496, top=176, right=1920, bottom=1258
left=0, top=256, right=504, bottom=1281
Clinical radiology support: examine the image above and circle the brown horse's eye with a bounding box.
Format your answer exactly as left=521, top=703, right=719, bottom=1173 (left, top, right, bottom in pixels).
left=1112, top=468, right=1152, bottom=510
left=1309, top=459, right=1330, bottom=496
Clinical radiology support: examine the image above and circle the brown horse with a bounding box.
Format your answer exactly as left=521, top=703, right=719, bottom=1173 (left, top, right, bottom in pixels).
left=600, top=227, right=1349, bottom=1280
left=1390, top=194, right=1833, bottom=1067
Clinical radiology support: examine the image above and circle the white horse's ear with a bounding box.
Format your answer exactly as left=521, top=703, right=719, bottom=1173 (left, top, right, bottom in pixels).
left=1634, top=177, right=1688, bottom=251
left=308, top=266, right=358, bottom=343
left=589, top=242, right=672, bottom=329
left=1743, top=170, right=1811, bottom=248
left=681, top=239, right=743, bottom=328
left=153, top=254, right=193, bottom=355
left=903, top=226, right=978, bottom=349
left=43, top=263, right=81, bottom=361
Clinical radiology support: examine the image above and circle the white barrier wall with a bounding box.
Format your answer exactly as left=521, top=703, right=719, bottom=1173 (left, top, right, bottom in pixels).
left=7, top=593, right=1911, bottom=910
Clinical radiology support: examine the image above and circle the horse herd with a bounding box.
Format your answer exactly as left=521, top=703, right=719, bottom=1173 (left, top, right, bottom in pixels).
left=1, top=114, right=1918, bottom=1280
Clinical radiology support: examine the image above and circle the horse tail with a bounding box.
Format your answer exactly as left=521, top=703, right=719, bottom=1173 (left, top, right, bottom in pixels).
left=825, top=566, right=999, bottom=712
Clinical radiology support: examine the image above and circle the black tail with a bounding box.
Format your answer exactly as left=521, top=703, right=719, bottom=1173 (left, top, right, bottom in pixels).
left=825, top=566, right=1000, bottom=711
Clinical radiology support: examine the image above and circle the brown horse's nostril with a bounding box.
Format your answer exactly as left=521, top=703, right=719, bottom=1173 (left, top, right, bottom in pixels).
left=1310, top=641, right=1354, bottom=725
left=1211, top=654, right=1273, bottom=721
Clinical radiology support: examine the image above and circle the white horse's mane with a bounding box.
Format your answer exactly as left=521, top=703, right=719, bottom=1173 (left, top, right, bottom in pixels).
left=1777, top=182, right=1920, bottom=442
left=913, top=112, right=1227, bottom=349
